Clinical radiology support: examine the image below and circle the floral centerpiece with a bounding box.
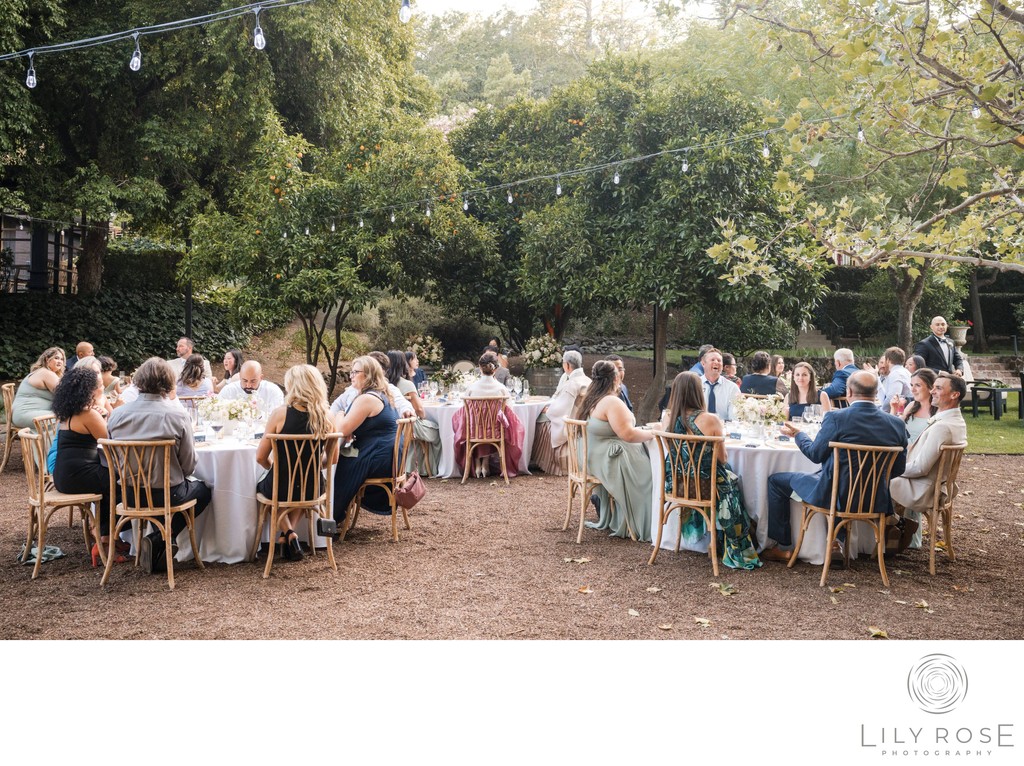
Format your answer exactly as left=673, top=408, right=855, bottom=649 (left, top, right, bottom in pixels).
left=734, top=394, right=788, bottom=425
left=429, top=366, right=466, bottom=390
left=198, top=396, right=262, bottom=423
left=408, top=333, right=444, bottom=366
left=522, top=334, right=562, bottom=370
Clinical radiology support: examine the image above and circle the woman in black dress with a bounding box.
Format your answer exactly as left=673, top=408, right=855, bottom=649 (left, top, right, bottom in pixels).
left=256, top=364, right=334, bottom=561
left=51, top=366, right=125, bottom=566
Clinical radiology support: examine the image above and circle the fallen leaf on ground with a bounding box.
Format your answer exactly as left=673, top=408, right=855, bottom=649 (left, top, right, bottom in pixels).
left=978, top=549, right=988, bottom=554
left=658, top=624, right=673, bottom=631
left=646, top=586, right=662, bottom=593
left=710, top=582, right=737, bottom=597
left=829, top=586, right=844, bottom=593
left=894, top=600, right=908, bottom=605
left=868, top=626, right=889, bottom=639
left=830, top=596, right=839, bottom=605
left=564, top=557, right=592, bottom=564
left=628, top=609, right=640, bottom=617
left=578, top=585, right=593, bottom=594
left=694, top=617, right=711, bottom=628
left=843, top=583, right=856, bottom=588
left=914, top=599, right=935, bottom=613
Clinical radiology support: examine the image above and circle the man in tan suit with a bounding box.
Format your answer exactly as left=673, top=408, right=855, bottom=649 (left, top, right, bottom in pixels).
left=890, top=372, right=968, bottom=549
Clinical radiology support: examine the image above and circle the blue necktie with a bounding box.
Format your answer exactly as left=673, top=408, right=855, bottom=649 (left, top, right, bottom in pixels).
left=707, top=381, right=718, bottom=415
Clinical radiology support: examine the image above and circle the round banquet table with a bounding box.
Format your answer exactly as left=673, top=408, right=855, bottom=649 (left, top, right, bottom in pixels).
left=647, top=436, right=877, bottom=565
left=420, top=396, right=550, bottom=479
left=173, top=438, right=330, bottom=564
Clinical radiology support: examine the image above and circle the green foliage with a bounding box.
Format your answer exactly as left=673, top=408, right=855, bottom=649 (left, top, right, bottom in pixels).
left=686, top=303, right=797, bottom=357
left=855, top=270, right=968, bottom=342
left=371, top=296, right=444, bottom=352
left=0, top=289, right=249, bottom=379
left=103, top=237, right=182, bottom=291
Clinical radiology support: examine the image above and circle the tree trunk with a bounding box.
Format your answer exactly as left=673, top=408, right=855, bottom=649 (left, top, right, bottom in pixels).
left=637, top=304, right=668, bottom=424
left=891, top=269, right=927, bottom=352
left=969, top=267, right=998, bottom=353
left=77, top=220, right=107, bottom=296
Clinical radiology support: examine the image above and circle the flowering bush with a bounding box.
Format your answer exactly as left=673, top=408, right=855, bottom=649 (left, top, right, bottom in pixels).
left=407, top=333, right=444, bottom=366
left=734, top=394, right=788, bottom=425
left=198, top=396, right=262, bottom=422
left=522, top=335, right=562, bottom=370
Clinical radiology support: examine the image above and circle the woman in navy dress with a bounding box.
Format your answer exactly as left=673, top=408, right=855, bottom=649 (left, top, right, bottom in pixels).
left=332, top=356, right=398, bottom=524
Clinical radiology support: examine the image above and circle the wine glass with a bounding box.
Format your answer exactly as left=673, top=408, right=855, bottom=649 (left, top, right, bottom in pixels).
left=210, top=418, right=225, bottom=440
left=428, top=381, right=439, bottom=400
left=522, top=379, right=530, bottom=398
left=512, top=377, right=523, bottom=400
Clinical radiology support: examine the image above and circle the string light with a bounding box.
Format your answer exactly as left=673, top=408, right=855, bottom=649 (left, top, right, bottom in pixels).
left=613, top=170, right=620, bottom=184
left=762, top=133, right=770, bottom=159
left=399, top=0, right=412, bottom=24
left=359, top=217, right=364, bottom=228
left=25, top=52, right=36, bottom=89
left=252, top=7, right=266, bottom=50
left=972, top=105, right=981, bottom=119
left=390, top=211, right=396, bottom=223
left=555, top=177, right=562, bottom=196
left=463, top=196, right=469, bottom=211
left=425, top=204, right=431, bottom=218
left=330, top=220, right=335, bottom=232
left=129, top=33, right=141, bottom=71
left=507, top=190, right=514, bottom=204
left=18, top=220, right=24, bottom=231
left=857, top=124, right=865, bottom=142
left=681, top=150, right=689, bottom=173
left=282, top=231, right=288, bottom=239
left=304, top=225, right=309, bottom=235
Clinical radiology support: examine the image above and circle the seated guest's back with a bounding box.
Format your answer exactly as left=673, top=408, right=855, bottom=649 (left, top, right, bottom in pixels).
left=740, top=351, right=779, bottom=395
left=176, top=353, right=214, bottom=398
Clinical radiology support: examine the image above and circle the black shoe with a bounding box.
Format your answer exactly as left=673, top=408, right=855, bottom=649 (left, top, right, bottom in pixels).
left=316, top=518, right=339, bottom=537
left=590, top=494, right=601, bottom=518
left=149, top=533, right=168, bottom=574
left=284, top=531, right=304, bottom=562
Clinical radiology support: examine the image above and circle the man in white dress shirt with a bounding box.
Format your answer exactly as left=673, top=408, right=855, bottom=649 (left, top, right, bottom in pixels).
left=890, top=373, right=968, bottom=548
left=218, top=360, right=284, bottom=411
left=168, top=336, right=213, bottom=379
left=877, top=346, right=912, bottom=411
left=700, top=348, right=739, bottom=421
left=545, top=350, right=591, bottom=449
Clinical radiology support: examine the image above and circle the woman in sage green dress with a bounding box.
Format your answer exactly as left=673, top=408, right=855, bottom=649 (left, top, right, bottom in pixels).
left=576, top=360, right=655, bottom=541
left=659, top=371, right=761, bottom=570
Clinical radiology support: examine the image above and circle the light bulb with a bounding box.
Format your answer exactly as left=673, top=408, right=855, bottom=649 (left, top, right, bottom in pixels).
left=613, top=171, right=620, bottom=185
left=399, top=0, right=412, bottom=24
left=426, top=205, right=431, bottom=218
left=463, top=197, right=469, bottom=211
left=330, top=221, right=336, bottom=232
left=390, top=212, right=396, bottom=223
left=555, top=180, right=562, bottom=196
left=359, top=217, right=364, bottom=228
left=129, top=36, right=141, bottom=71
left=282, top=231, right=288, bottom=239
left=762, top=141, right=770, bottom=159
left=253, top=26, right=266, bottom=50
left=25, top=54, right=36, bottom=89
left=18, top=220, right=24, bottom=231
left=972, top=105, right=981, bottom=119
left=857, top=125, right=865, bottom=142
left=682, top=158, right=689, bottom=172
left=304, top=225, right=309, bottom=235
left=507, top=191, right=513, bottom=204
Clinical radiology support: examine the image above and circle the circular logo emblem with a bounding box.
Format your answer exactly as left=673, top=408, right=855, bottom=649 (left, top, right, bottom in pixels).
left=907, top=654, right=968, bottom=714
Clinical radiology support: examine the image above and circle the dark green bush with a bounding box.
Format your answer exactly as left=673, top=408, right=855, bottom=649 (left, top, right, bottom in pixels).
left=686, top=305, right=797, bottom=356
left=0, top=288, right=251, bottom=378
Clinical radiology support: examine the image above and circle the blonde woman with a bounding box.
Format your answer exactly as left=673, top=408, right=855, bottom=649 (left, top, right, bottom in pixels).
left=331, top=356, right=398, bottom=527
left=12, top=346, right=65, bottom=429
left=256, top=364, right=334, bottom=561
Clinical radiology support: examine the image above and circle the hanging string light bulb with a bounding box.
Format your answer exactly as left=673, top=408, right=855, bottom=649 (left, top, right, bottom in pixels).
left=555, top=177, right=562, bottom=195
left=330, top=220, right=336, bottom=232
left=359, top=217, right=364, bottom=228
left=399, top=0, right=412, bottom=24
left=681, top=150, right=689, bottom=173
left=304, top=225, right=309, bottom=235
left=463, top=196, right=469, bottom=211
left=507, top=190, right=514, bottom=204
left=972, top=105, right=981, bottom=119
left=129, top=33, right=142, bottom=71
left=18, top=219, right=24, bottom=231
left=613, top=170, right=620, bottom=184
left=252, top=7, right=266, bottom=50
left=762, top=133, right=770, bottom=158
left=425, top=204, right=431, bottom=218
left=25, top=52, right=36, bottom=89
left=282, top=231, right=288, bottom=239
left=390, top=211, right=396, bottom=223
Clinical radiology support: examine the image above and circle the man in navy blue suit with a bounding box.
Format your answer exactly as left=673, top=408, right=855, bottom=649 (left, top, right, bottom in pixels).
left=820, top=347, right=859, bottom=401
left=760, top=370, right=908, bottom=562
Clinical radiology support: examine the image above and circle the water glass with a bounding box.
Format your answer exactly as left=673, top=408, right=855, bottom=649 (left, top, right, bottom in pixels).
left=522, top=380, right=530, bottom=398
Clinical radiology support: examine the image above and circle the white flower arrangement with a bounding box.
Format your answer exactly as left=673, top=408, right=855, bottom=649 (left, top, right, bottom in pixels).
left=198, top=395, right=262, bottom=422
left=522, top=334, right=562, bottom=370
left=734, top=394, right=788, bottom=425
left=408, top=333, right=444, bottom=366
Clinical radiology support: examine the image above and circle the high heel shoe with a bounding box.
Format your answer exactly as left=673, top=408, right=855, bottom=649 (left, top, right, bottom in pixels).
left=284, top=530, right=304, bottom=562
left=91, top=542, right=128, bottom=568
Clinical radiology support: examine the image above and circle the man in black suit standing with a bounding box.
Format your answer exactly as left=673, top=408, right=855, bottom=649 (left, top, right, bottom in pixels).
left=913, top=316, right=964, bottom=377
left=760, top=370, right=908, bottom=561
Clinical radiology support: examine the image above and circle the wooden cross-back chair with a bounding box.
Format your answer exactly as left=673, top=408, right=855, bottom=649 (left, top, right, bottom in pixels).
left=347, top=417, right=416, bottom=542
left=98, top=439, right=205, bottom=590
left=650, top=430, right=724, bottom=574
left=461, top=396, right=511, bottom=485
left=177, top=395, right=207, bottom=415
left=31, top=413, right=77, bottom=529
left=922, top=443, right=967, bottom=576
left=1, top=382, right=19, bottom=472
left=563, top=418, right=620, bottom=544
left=787, top=441, right=904, bottom=587
left=832, top=396, right=850, bottom=409
left=250, top=432, right=341, bottom=578
left=17, top=428, right=102, bottom=579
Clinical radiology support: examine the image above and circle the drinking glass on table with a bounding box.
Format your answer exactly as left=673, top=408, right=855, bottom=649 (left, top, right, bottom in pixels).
left=428, top=381, right=439, bottom=400
left=522, top=379, right=530, bottom=398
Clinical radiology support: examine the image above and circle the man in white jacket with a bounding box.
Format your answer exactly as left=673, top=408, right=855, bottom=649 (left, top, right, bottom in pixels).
left=890, top=373, right=968, bottom=548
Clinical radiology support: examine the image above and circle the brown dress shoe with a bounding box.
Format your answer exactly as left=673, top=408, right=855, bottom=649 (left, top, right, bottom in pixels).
left=760, top=546, right=793, bottom=563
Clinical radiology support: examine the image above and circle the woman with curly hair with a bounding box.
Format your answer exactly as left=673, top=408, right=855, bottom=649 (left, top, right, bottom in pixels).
left=256, top=364, right=334, bottom=562
left=11, top=347, right=65, bottom=430
left=575, top=359, right=655, bottom=541
left=51, top=366, right=125, bottom=566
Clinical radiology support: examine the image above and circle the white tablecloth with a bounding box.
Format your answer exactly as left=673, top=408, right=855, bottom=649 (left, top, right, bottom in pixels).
left=421, top=397, right=550, bottom=478
left=648, top=437, right=876, bottom=565
left=174, top=438, right=330, bottom=564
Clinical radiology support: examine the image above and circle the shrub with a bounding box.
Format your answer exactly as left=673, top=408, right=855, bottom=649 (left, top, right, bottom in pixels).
left=370, top=296, right=444, bottom=352
left=686, top=305, right=797, bottom=356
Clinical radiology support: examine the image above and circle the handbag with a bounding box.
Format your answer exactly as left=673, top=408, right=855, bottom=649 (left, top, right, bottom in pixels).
left=395, top=471, right=426, bottom=509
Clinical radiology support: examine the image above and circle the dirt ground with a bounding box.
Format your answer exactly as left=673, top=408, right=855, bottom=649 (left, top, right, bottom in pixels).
left=3, top=352, right=1022, bottom=640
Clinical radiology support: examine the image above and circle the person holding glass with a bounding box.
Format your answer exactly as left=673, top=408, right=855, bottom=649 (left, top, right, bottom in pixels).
left=786, top=362, right=832, bottom=420
left=575, top=360, right=654, bottom=541
left=660, top=371, right=761, bottom=569
left=890, top=368, right=937, bottom=445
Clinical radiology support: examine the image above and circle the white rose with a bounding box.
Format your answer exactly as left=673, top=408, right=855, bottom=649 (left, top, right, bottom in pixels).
left=532, top=350, right=542, bottom=360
